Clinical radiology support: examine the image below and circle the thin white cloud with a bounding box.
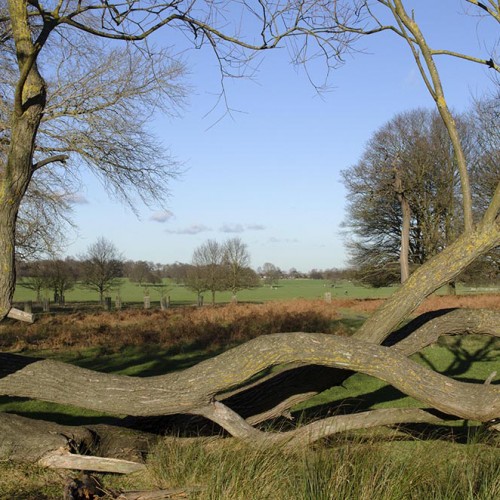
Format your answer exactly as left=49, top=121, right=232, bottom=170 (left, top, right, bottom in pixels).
left=220, top=223, right=245, bottom=233
left=63, top=193, right=88, bottom=204
left=219, top=223, right=266, bottom=233
left=150, top=210, right=174, bottom=223
left=166, top=224, right=211, bottom=235
left=246, top=224, right=266, bottom=231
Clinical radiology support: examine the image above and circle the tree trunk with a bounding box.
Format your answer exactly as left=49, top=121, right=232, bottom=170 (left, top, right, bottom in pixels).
left=0, top=0, right=47, bottom=321
left=394, top=163, right=411, bottom=283
left=399, top=194, right=411, bottom=283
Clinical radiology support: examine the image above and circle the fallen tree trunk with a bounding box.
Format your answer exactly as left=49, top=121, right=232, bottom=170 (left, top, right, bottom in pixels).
left=0, top=413, right=154, bottom=473
left=1, top=329, right=499, bottom=422
left=0, top=308, right=498, bottom=467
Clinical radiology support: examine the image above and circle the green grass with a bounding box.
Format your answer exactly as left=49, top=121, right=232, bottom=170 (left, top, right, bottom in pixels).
left=13, top=278, right=398, bottom=305
left=14, top=277, right=496, bottom=307
left=142, top=437, right=500, bottom=500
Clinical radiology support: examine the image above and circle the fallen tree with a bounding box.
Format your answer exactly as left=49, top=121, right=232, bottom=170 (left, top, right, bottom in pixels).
left=0, top=0, right=499, bottom=475
left=0, top=307, right=499, bottom=471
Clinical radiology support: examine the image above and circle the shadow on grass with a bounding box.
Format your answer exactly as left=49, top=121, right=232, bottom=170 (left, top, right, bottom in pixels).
left=68, top=346, right=226, bottom=377
left=0, top=397, right=123, bottom=426
left=416, top=336, right=500, bottom=379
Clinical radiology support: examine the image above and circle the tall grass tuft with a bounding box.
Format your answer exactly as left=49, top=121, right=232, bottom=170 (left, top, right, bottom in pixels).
left=138, top=433, right=500, bottom=500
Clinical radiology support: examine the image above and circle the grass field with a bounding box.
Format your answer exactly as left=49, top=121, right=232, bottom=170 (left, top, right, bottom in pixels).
left=13, top=277, right=498, bottom=307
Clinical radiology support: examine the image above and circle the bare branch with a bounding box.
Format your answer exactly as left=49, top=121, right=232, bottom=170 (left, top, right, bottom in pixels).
left=432, top=49, right=499, bottom=72
left=466, top=0, right=500, bottom=22
left=32, top=153, right=68, bottom=171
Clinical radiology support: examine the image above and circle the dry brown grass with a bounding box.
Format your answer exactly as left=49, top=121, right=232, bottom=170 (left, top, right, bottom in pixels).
left=1, top=295, right=498, bottom=353
left=343, top=293, right=500, bottom=314
left=0, top=300, right=343, bottom=352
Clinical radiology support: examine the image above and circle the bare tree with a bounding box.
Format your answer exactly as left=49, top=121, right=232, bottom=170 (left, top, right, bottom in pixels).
left=192, top=239, right=226, bottom=305
left=183, top=264, right=209, bottom=304
left=43, top=258, right=78, bottom=304
left=17, top=260, right=50, bottom=303
left=260, top=262, right=281, bottom=287
left=80, top=237, right=123, bottom=303
left=223, top=237, right=259, bottom=297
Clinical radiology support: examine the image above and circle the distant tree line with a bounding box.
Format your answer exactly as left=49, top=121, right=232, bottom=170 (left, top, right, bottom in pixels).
left=18, top=231, right=495, bottom=306
left=17, top=237, right=124, bottom=304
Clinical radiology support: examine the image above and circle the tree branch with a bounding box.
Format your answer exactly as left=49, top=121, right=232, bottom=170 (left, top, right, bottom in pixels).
left=196, top=401, right=445, bottom=447
left=431, top=50, right=499, bottom=71
left=1, top=331, right=499, bottom=422
left=32, top=153, right=69, bottom=171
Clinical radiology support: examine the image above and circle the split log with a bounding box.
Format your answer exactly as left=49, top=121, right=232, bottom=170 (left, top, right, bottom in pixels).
left=7, top=307, right=34, bottom=323
left=0, top=412, right=94, bottom=463
left=40, top=449, right=145, bottom=474
left=1, top=330, right=499, bottom=422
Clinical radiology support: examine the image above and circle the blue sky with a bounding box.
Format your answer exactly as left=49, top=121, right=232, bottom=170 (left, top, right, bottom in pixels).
left=64, top=1, right=498, bottom=272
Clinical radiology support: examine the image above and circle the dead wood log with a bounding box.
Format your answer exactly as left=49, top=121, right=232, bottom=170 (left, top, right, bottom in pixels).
left=7, top=307, right=34, bottom=323
left=0, top=412, right=94, bottom=463
left=117, top=488, right=199, bottom=499
left=40, top=449, right=146, bottom=473
left=1, top=330, right=499, bottom=422
left=0, top=413, right=154, bottom=473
